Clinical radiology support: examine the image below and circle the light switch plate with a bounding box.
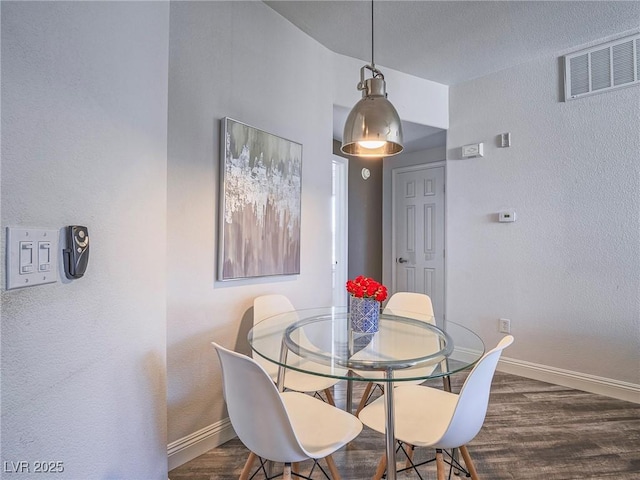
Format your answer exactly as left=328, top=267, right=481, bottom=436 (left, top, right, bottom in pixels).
left=6, top=227, right=59, bottom=290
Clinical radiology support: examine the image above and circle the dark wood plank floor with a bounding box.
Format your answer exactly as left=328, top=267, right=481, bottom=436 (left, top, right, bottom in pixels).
left=169, top=372, right=640, bottom=480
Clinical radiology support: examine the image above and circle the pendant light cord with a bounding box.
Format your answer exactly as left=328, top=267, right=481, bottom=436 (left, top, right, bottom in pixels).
left=371, top=0, right=375, bottom=68
left=358, top=0, right=384, bottom=90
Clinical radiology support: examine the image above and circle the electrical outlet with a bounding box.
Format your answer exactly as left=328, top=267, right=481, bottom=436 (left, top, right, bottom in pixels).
left=499, top=318, right=511, bottom=334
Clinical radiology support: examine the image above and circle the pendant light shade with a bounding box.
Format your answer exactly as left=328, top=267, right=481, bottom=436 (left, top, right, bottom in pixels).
left=341, top=1, right=403, bottom=158
left=341, top=67, right=403, bottom=157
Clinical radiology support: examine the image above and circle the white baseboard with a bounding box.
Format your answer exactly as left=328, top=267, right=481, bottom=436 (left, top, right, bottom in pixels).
left=498, top=356, right=640, bottom=403
left=168, top=418, right=236, bottom=471
left=453, top=348, right=640, bottom=404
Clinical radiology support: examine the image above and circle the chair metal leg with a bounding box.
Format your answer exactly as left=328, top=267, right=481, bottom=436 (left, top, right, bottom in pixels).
left=372, top=454, right=387, bottom=480
left=459, top=445, right=480, bottom=480
left=435, top=449, right=446, bottom=480
left=355, top=382, right=374, bottom=416
left=244, top=455, right=345, bottom=480
left=239, top=452, right=257, bottom=480
left=324, top=454, right=341, bottom=480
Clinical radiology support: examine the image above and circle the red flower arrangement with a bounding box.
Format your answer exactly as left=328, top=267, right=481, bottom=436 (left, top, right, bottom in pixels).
left=346, top=275, right=388, bottom=302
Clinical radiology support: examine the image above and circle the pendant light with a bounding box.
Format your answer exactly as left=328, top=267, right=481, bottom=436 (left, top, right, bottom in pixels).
left=341, top=0, right=403, bottom=158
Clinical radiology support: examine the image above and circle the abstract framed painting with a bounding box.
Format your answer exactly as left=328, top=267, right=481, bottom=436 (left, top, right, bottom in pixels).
left=218, top=118, right=302, bottom=281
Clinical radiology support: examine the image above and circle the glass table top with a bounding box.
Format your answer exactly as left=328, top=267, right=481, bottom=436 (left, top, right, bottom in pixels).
left=248, top=306, right=485, bottom=383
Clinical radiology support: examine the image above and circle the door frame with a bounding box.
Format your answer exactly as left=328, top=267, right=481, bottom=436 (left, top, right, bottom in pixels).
left=332, top=155, right=349, bottom=307
left=391, top=160, right=446, bottom=321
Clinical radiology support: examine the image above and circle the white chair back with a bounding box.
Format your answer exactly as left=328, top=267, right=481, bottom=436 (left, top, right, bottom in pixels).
left=437, top=335, right=514, bottom=448
left=382, top=292, right=438, bottom=362
left=383, top=292, right=434, bottom=322
left=212, top=342, right=309, bottom=463
left=254, top=294, right=296, bottom=324
left=252, top=294, right=297, bottom=378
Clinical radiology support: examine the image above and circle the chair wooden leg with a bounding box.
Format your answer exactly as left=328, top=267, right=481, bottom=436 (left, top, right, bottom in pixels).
left=239, top=452, right=257, bottom=480
left=459, top=445, right=480, bottom=480
left=283, top=463, right=292, bottom=480
left=404, top=444, right=415, bottom=469
left=372, top=454, right=387, bottom=480
left=324, top=454, right=341, bottom=480
left=355, top=382, right=374, bottom=416
left=324, top=387, right=336, bottom=406
left=292, top=462, right=300, bottom=474
left=435, top=449, right=446, bottom=480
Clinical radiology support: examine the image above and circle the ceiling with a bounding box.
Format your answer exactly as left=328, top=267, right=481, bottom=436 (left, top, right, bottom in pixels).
left=265, top=1, right=640, bottom=153
left=265, top=1, right=639, bottom=85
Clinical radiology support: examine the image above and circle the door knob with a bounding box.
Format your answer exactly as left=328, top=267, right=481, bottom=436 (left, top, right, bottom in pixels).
left=397, top=257, right=408, bottom=264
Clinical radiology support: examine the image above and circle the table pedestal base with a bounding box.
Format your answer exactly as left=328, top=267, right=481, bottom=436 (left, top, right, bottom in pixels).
left=384, top=368, right=397, bottom=480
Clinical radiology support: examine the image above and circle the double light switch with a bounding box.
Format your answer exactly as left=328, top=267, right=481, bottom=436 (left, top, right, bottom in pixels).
left=6, top=227, right=59, bottom=290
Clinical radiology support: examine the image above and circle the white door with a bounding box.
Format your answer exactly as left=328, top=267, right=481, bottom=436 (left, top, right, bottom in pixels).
left=392, top=164, right=445, bottom=323
left=332, top=155, right=349, bottom=306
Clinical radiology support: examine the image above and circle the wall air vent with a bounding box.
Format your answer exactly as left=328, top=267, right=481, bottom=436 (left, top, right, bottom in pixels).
left=564, top=33, right=639, bottom=101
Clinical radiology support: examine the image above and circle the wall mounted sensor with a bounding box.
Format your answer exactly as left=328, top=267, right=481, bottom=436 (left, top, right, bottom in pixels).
left=499, top=211, right=517, bottom=223
left=63, top=225, right=90, bottom=279
left=461, top=143, right=484, bottom=158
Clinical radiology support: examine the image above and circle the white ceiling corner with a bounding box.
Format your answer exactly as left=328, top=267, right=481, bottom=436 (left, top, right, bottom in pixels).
left=266, top=0, right=640, bottom=153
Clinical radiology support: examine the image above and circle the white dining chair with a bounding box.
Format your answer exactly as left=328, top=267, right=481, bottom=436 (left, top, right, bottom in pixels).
left=212, top=342, right=363, bottom=480
left=358, top=335, right=514, bottom=480
left=353, top=292, right=438, bottom=415
left=253, top=294, right=344, bottom=405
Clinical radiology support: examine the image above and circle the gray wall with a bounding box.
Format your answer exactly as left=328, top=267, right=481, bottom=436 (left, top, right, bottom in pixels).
left=1, top=2, right=170, bottom=477
left=334, top=141, right=383, bottom=281
left=167, top=1, right=335, bottom=448
left=446, top=37, right=640, bottom=384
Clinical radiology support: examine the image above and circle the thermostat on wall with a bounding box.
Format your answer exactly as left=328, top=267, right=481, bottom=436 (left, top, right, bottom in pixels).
left=462, top=143, right=484, bottom=158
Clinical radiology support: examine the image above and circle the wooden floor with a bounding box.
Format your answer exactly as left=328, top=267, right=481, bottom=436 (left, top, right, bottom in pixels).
left=169, top=372, right=640, bottom=480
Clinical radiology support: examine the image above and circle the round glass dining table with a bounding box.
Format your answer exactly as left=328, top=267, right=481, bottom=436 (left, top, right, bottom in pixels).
left=248, top=306, right=485, bottom=480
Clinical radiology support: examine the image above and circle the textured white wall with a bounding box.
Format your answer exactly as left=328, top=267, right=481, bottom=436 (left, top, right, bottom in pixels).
left=1, top=2, right=169, bottom=477
left=166, top=2, right=335, bottom=444
left=447, top=44, right=640, bottom=384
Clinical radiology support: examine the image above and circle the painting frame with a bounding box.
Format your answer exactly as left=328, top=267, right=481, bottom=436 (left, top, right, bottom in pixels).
left=218, top=117, right=302, bottom=281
